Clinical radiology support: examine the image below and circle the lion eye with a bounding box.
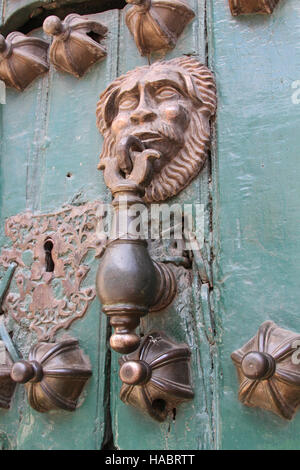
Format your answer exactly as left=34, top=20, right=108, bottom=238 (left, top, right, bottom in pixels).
left=155, top=87, right=179, bottom=100
left=118, top=95, right=139, bottom=110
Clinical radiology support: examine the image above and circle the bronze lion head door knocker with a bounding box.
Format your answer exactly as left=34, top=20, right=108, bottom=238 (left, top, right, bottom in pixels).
left=95, top=56, right=217, bottom=420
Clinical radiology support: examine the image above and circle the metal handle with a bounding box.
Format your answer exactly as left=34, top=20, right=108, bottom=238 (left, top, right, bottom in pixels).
left=96, top=137, right=176, bottom=354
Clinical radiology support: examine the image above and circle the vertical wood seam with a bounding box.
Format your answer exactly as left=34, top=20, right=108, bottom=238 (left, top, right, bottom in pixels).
left=25, top=71, right=51, bottom=212
left=205, top=0, right=222, bottom=451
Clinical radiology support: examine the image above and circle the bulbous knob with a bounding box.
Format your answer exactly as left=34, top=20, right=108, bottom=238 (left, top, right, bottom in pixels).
left=119, top=360, right=151, bottom=385
left=110, top=331, right=141, bottom=355
left=11, top=360, right=43, bottom=384
left=241, top=351, right=275, bottom=380
left=43, top=16, right=64, bottom=36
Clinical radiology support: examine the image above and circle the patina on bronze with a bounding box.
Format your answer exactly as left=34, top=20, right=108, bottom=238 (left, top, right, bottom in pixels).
left=0, top=32, right=49, bottom=91
left=231, top=321, right=300, bottom=420
left=125, top=0, right=195, bottom=56
left=95, top=137, right=176, bottom=354
left=95, top=57, right=216, bottom=354
left=43, top=13, right=107, bottom=78
left=229, top=0, right=280, bottom=15
left=11, top=338, right=92, bottom=412
left=119, top=332, right=194, bottom=421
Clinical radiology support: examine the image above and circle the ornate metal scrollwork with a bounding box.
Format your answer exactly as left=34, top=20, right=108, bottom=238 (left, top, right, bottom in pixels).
left=0, top=32, right=49, bottom=91
left=95, top=57, right=216, bottom=354
left=125, top=0, right=195, bottom=56
left=11, top=338, right=92, bottom=412
left=43, top=14, right=107, bottom=78
left=231, top=321, right=300, bottom=420
left=229, top=0, right=280, bottom=16
left=0, top=202, right=104, bottom=341
left=119, top=332, right=194, bottom=421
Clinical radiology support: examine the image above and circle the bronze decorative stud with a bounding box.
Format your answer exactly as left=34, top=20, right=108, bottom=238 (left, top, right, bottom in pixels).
left=43, top=14, right=107, bottom=78
left=231, top=321, right=300, bottom=420
left=11, top=338, right=92, bottom=412
left=125, top=0, right=195, bottom=56
left=229, top=0, right=280, bottom=16
left=0, top=32, right=49, bottom=91
left=95, top=57, right=216, bottom=354
left=119, top=332, right=194, bottom=421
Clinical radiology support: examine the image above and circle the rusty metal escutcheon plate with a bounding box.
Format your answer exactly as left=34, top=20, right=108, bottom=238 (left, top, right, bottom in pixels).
left=0, top=201, right=105, bottom=341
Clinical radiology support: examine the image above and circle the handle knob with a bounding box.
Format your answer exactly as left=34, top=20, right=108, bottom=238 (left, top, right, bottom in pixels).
left=119, top=360, right=151, bottom=385
left=11, top=360, right=43, bottom=384
left=241, top=351, right=275, bottom=380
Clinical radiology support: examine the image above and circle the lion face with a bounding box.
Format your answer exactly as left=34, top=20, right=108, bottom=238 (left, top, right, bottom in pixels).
left=97, top=57, right=216, bottom=203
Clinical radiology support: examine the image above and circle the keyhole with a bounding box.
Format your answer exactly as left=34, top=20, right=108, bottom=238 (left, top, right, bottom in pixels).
left=44, top=240, right=54, bottom=272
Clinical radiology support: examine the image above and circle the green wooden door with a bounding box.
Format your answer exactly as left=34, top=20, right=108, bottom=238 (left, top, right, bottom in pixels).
left=0, top=0, right=299, bottom=451
left=209, top=0, right=300, bottom=450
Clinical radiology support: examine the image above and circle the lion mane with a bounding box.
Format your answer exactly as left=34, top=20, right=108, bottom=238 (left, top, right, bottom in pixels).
left=96, top=56, right=216, bottom=203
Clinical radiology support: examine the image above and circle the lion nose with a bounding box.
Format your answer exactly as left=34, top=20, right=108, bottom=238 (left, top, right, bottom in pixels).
left=130, top=106, right=157, bottom=124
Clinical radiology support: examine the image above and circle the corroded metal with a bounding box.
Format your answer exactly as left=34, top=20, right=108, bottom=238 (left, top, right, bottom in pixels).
left=0, top=202, right=105, bottom=341
left=229, top=0, right=280, bottom=15
left=0, top=32, right=49, bottom=91
left=11, top=338, right=92, bottom=412
left=231, top=321, right=300, bottom=420
left=125, top=0, right=195, bottom=56
left=0, top=263, right=17, bottom=312
left=95, top=57, right=216, bottom=354
left=43, top=14, right=107, bottom=78
left=119, top=331, right=194, bottom=421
